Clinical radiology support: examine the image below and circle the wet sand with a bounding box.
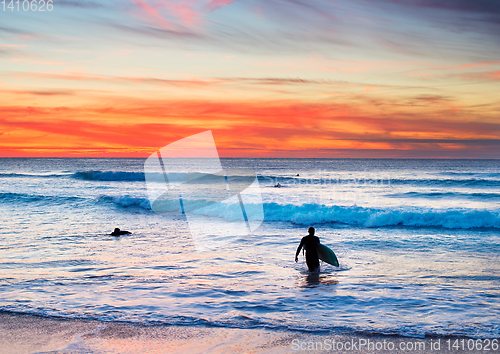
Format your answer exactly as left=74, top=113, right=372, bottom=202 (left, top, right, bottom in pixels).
left=0, top=312, right=488, bottom=354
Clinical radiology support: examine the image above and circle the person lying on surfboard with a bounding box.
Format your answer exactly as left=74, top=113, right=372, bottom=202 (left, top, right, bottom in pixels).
left=295, top=226, right=320, bottom=272
left=110, top=228, right=132, bottom=236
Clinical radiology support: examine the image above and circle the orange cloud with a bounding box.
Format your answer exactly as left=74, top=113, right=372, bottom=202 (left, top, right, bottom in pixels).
left=1, top=95, right=499, bottom=158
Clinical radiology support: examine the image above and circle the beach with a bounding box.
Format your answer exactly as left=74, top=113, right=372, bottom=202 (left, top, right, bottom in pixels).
left=1, top=312, right=491, bottom=354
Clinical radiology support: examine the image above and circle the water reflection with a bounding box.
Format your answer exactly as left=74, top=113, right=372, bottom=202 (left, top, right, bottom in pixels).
left=296, top=270, right=339, bottom=288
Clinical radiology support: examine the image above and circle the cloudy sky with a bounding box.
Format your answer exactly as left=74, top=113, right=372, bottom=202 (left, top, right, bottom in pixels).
left=1, top=0, right=499, bottom=157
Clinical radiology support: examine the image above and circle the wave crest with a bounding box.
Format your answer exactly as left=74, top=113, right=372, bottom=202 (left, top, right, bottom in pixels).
left=2, top=191, right=499, bottom=229
left=261, top=203, right=500, bottom=229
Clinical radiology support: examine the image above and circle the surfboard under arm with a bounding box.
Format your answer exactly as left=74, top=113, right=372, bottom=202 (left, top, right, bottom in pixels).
left=317, top=243, right=339, bottom=267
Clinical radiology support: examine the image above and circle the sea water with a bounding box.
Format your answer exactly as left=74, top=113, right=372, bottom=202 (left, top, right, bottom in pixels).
left=0, top=158, right=499, bottom=338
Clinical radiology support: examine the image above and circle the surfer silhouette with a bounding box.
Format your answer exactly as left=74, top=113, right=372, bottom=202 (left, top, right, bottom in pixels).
left=295, top=226, right=320, bottom=272
left=110, top=228, right=131, bottom=236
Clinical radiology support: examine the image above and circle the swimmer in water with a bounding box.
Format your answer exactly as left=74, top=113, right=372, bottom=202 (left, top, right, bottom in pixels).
left=110, top=228, right=132, bottom=236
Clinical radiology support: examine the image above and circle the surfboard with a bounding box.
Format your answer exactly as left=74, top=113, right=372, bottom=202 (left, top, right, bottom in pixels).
left=317, top=244, right=339, bottom=267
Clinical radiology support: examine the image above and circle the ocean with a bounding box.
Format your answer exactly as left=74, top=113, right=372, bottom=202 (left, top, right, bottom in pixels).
left=0, top=158, right=499, bottom=339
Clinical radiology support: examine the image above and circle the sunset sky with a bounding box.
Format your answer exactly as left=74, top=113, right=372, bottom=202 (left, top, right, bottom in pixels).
left=1, top=0, right=499, bottom=158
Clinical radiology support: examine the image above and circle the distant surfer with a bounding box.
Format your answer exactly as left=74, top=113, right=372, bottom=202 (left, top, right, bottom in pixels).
left=110, top=228, right=131, bottom=236
left=274, top=182, right=281, bottom=188
left=295, top=227, right=320, bottom=272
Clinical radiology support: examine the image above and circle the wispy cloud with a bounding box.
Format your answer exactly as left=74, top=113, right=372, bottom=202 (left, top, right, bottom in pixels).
left=0, top=89, right=75, bottom=96
left=448, top=61, right=500, bottom=70
left=0, top=44, right=27, bottom=48
left=129, top=0, right=236, bottom=31
left=204, top=0, right=233, bottom=12
left=383, top=0, right=500, bottom=14
left=452, top=70, right=500, bottom=82
left=56, top=0, right=105, bottom=8
left=110, top=23, right=201, bottom=40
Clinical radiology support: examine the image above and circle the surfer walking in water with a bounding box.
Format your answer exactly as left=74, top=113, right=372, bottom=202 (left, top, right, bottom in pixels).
left=295, top=226, right=320, bottom=272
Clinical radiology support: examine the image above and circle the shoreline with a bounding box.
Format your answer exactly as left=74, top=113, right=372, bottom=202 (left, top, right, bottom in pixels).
left=0, top=312, right=491, bottom=354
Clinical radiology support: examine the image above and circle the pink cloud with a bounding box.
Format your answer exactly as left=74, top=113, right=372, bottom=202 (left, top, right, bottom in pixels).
left=166, top=1, right=201, bottom=25
left=253, top=6, right=263, bottom=17
left=448, top=60, right=500, bottom=70
left=204, top=0, right=233, bottom=11
left=408, top=73, right=433, bottom=78
left=0, top=44, right=27, bottom=47
left=132, top=0, right=175, bottom=29
left=131, top=0, right=234, bottom=29
left=453, top=70, right=500, bottom=82
left=14, top=34, right=43, bottom=40
left=134, top=0, right=163, bottom=20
